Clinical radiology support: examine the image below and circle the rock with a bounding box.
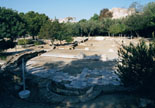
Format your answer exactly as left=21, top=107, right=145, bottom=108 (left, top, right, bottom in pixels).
left=108, top=49, right=114, bottom=52
left=139, top=98, right=154, bottom=108
left=110, top=8, right=135, bottom=19
left=86, top=87, right=94, bottom=94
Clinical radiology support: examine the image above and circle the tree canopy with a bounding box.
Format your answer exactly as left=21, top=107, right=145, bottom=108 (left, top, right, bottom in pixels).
left=24, top=11, right=49, bottom=39
left=0, top=7, right=26, bottom=41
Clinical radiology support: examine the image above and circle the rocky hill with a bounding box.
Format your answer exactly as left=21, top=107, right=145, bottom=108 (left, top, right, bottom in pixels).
left=110, top=8, right=136, bottom=19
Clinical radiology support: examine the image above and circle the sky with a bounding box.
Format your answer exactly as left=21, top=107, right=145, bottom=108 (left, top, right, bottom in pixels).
left=0, top=0, right=154, bottom=21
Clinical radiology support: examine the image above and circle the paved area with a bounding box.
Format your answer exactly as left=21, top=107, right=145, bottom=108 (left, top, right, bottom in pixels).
left=26, top=37, right=142, bottom=89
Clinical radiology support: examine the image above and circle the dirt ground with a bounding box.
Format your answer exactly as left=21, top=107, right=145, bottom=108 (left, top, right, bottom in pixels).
left=0, top=91, right=143, bottom=108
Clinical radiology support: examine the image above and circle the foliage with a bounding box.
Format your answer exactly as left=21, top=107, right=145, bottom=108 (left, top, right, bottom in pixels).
left=109, top=23, right=126, bottom=35
left=0, top=55, right=7, bottom=60
left=39, top=21, right=55, bottom=42
left=99, top=18, right=114, bottom=35
left=64, top=36, right=73, bottom=43
left=143, top=2, right=155, bottom=35
left=90, top=13, right=99, bottom=21
left=17, top=39, right=33, bottom=45
left=24, top=11, right=49, bottom=39
left=0, top=7, right=27, bottom=41
left=129, top=2, right=143, bottom=12
left=116, top=40, right=155, bottom=92
left=34, top=40, right=44, bottom=45
left=99, top=8, right=113, bottom=19
left=124, top=14, right=147, bottom=36
left=1, top=1, right=155, bottom=42
left=0, top=40, right=16, bottom=51
left=39, top=20, right=73, bottom=44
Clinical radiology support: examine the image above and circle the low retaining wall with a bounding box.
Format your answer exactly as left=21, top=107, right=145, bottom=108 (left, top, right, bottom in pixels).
left=0, top=50, right=46, bottom=99
left=1, top=50, right=46, bottom=72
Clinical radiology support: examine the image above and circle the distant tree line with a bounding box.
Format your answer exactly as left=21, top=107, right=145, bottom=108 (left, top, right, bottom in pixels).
left=0, top=2, right=155, bottom=51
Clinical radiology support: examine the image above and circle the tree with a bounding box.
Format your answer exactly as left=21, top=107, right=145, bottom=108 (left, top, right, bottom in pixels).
left=109, top=23, right=126, bottom=35
left=39, top=20, right=73, bottom=44
left=83, top=20, right=100, bottom=36
left=143, top=2, right=155, bottom=36
left=71, top=23, right=81, bottom=36
left=90, top=13, right=99, bottom=21
left=24, top=11, right=49, bottom=40
left=129, top=2, right=143, bottom=12
left=99, top=8, right=113, bottom=19
left=39, top=21, right=55, bottom=44
left=124, top=14, right=147, bottom=37
left=79, top=19, right=87, bottom=36
left=0, top=7, right=27, bottom=41
left=0, top=7, right=26, bottom=51
left=99, top=18, right=114, bottom=35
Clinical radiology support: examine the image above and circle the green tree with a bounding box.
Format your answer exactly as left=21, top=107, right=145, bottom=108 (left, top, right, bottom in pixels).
left=109, top=23, right=126, bottom=35
left=83, top=20, right=100, bottom=36
left=143, top=2, right=155, bottom=36
left=90, top=13, right=99, bottom=21
left=124, top=14, right=147, bottom=36
left=79, top=19, right=87, bottom=36
left=99, top=18, right=114, bottom=35
left=39, top=20, right=73, bottom=44
left=24, top=11, right=49, bottom=40
left=39, top=21, right=55, bottom=44
left=0, top=7, right=26, bottom=51
left=0, top=7, right=26, bottom=41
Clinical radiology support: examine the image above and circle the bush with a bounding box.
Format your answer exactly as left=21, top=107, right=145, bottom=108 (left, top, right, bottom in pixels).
left=116, top=40, right=155, bottom=92
left=18, top=39, right=34, bottom=45
left=0, top=40, right=16, bottom=51
left=0, top=55, right=7, bottom=60
left=34, top=40, right=44, bottom=45
left=65, top=36, right=73, bottom=43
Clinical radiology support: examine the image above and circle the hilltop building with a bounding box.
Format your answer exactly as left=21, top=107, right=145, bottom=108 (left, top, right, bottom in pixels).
left=51, top=17, right=76, bottom=23
left=110, top=8, right=136, bottom=19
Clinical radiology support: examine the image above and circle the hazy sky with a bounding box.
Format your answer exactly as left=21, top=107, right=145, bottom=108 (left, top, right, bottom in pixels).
left=0, top=0, right=154, bottom=21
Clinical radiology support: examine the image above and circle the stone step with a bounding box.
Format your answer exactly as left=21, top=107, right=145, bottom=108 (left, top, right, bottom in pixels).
left=49, top=80, right=91, bottom=96
left=38, top=82, right=103, bottom=104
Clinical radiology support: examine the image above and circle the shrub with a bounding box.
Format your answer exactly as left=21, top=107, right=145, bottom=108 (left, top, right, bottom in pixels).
left=0, top=40, right=16, bottom=52
left=18, top=39, right=34, bottom=45
left=34, top=40, right=44, bottom=45
left=116, top=40, right=155, bottom=92
left=0, top=55, right=7, bottom=60
left=65, top=36, right=73, bottom=43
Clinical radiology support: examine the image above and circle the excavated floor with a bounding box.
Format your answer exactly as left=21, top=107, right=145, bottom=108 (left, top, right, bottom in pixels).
left=25, top=37, right=143, bottom=103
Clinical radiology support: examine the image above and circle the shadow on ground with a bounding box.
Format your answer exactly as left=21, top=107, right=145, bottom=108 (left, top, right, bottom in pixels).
left=43, top=55, right=116, bottom=76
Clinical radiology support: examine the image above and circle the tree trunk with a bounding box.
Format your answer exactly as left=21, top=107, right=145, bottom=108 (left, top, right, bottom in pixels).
left=88, top=32, right=91, bottom=37
left=152, top=31, right=155, bottom=38
left=88, top=32, right=91, bottom=40
left=32, top=35, right=36, bottom=40
left=51, top=40, right=54, bottom=45
left=60, top=40, right=62, bottom=45
left=81, top=28, right=83, bottom=37
left=135, top=31, right=139, bottom=37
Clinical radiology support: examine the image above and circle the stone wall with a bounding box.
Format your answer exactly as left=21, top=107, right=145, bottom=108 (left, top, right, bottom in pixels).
left=1, top=50, right=46, bottom=72
left=110, top=8, right=135, bottom=19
